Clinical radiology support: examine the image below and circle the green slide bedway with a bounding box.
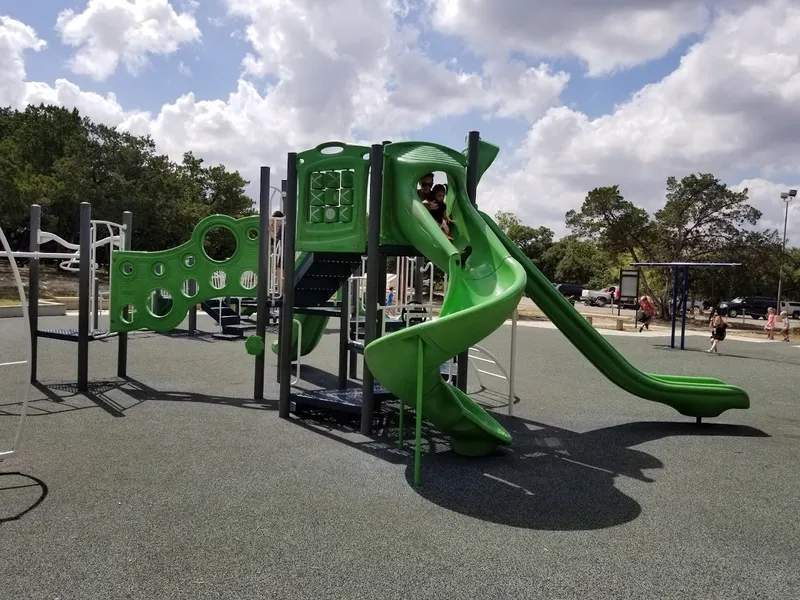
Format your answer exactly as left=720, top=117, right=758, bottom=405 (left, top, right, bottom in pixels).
left=481, top=213, right=751, bottom=418
left=364, top=142, right=527, bottom=456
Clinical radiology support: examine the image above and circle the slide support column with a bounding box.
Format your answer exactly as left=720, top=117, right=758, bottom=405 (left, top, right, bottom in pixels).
left=28, top=205, right=40, bottom=383
left=278, top=155, right=298, bottom=418
left=254, top=166, right=270, bottom=400
left=117, top=211, right=133, bottom=377
left=361, top=143, right=384, bottom=435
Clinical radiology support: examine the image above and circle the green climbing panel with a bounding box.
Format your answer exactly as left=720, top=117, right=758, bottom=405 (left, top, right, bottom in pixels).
left=296, top=142, right=369, bottom=253
left=109, top=214, right=260, bottom=333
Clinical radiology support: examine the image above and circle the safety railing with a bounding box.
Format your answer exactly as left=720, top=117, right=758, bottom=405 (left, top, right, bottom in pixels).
left=0, top=224, right=33, bottom=461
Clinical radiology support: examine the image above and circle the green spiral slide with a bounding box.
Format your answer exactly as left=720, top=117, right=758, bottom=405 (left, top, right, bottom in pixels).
left=481, top=213, right=750, bottom=418
left=364, top=142, right=527, bottom=456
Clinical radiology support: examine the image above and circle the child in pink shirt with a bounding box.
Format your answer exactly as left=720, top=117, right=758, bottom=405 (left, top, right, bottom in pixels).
left=764, top=307, right=776, bottom=340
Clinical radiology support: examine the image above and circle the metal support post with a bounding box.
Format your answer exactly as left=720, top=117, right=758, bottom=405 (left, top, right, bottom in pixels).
left=254, top=166, right=270, bottom=400
left=361, top=143, right=384, bottom=435
left=338, top=279, right=350, bottom=389
left=457, top=130, right=481, bottom=391
left=117, top=211, right=132, bottom=377
left=28, top=205, right=41, bottom=382
left=680, top=265, right=689, bottom=350
left=278, top=156, right=298, bottom=418
left=77, top=202, right=91, bottom=391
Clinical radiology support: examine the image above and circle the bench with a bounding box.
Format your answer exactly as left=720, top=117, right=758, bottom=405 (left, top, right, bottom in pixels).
left=584, top=315, right=626, bottom=331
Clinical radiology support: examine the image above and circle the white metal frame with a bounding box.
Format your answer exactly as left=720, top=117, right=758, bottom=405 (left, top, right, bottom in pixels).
left=0, top=225, right=33, bottom=461
left=291, top=318, right=302, bottom=385
left=2, top=220, right=125, bottom=336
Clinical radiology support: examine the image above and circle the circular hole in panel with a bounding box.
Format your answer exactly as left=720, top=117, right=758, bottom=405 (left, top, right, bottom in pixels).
left=247, top=228, right=259, bottom=241
left=183, top=254, right=196, bottom=267
left=182, top=279, right=199, bottom=298
left=121, top=262, right=134, bottom=276
left=146, top=289, right=173, bottom=318
left=153, top=262, right=166, bottom=277
left=211, top=270, right=227, bottom=290
left=203, top=226, right=238, bottom=262
left=119, top=304, right=136, bottom=325
left=362, top=153, right=369, bottom=160
left=240, top=271, right=257, bottom=290
left=320, top=145, right=344, bottom=155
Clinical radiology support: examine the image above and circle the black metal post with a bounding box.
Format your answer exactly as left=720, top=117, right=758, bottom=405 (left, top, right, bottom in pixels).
left=680, top=266, right=689, bottom=350
left=276, top=178, right=289, bottom=383
left=338, top=278, right=350, bottom=389
left=456, top=130, right=481, bottom=391
left=117, top=210, right=132, bottom=377
left=188, top=278, right=197, bottom=334
left=77, top=202, right=91, bottom=392
left=413, top=257, right=424, bottom=302
left=349, top=262, right=360, bottom=379
left=254, top=166, right=271, bottom=400
left=278, top=155, right=298, bottom=419
left=28, top=204, right=40, bottom=382
left=361, top=143, right=384, bottom=435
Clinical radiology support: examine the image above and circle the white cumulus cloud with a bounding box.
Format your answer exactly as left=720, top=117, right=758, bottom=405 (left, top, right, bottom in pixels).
left=56, top=0, right=201, bottom=80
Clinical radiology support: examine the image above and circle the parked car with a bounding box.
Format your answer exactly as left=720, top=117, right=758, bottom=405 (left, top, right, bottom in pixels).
left=581, top=288, right=612, bottom=307
left=780, top=300, right=800, bottom=319
left=715, top=296, right=776, bottom=319
left=554, top=283, right=585, bottom=300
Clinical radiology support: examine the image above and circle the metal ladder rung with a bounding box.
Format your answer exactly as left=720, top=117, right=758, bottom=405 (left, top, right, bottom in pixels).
left=475, top=368, right=507, bottom=380
left=0, top=360, right=28, bottom=368
left=468, top=354, right=495, bottom=364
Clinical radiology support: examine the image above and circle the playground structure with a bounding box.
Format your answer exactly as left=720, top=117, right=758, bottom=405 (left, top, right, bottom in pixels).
left=2, top=131, right=752, bottom=481
left=102, top=131, right=750, bottom=484
left=0, top=203, right=129, bottom=391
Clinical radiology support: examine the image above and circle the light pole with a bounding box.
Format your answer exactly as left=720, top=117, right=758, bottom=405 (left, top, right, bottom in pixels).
left=776, top=188, right=797, bottom=311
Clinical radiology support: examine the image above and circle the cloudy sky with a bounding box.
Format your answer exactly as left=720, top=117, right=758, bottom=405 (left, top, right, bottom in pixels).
left=1, top=0, right=799, bottom=242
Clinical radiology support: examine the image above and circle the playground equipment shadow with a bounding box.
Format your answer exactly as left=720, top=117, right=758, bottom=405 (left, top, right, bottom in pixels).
left=287, top=398, right=768, bottom=531
left=6, top=375, right=770, bottom=534
left=0, top=471, right=48, bottom=524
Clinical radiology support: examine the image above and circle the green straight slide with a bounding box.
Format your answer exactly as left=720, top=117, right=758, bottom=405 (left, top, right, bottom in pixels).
left=364, top=142, right=526, bottom=456
left=481, top=211, right=750, bottom=418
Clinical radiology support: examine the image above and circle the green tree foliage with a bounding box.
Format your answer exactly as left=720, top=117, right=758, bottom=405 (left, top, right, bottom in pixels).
left=495, top=211, right=558, bottom=278
left=553, top=239, right=613, bottom=289
left=0, top=104, right=253, bottom=257
left=565, top=175, right=785, bottom=316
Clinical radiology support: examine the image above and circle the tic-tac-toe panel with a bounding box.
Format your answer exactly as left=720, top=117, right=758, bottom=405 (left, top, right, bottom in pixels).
left=295, top=142, right=369, bottom=254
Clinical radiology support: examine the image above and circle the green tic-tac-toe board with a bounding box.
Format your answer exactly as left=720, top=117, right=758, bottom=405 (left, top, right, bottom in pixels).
left=295, top=142, right=370, bottom=253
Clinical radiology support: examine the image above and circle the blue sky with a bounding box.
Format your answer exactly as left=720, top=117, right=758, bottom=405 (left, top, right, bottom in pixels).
left=7, top=0, right=687, bottom=152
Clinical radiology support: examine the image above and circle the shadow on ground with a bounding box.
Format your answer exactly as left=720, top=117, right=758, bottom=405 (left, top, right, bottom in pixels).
left=12, top=378, right=769, bottom=532
left=0, top=472, right=48, bottom=524
left=653, top=344, right=800, bottom=366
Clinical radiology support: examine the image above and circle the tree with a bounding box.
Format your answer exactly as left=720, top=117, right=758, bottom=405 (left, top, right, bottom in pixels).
left=0, top=104, right=253, bottom=258
left=565, top=175, right=781, bottom=318
left=495, top=210, right=555, bottom=264
left=553, top=238, right=612, bottom=288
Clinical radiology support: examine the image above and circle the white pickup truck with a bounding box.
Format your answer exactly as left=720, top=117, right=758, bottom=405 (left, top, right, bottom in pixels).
left=580, top=288, right=613, bottom=307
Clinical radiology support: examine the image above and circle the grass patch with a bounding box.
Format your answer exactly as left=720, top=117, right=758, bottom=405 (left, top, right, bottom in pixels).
left=0, top=298, right=21, bottom=306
